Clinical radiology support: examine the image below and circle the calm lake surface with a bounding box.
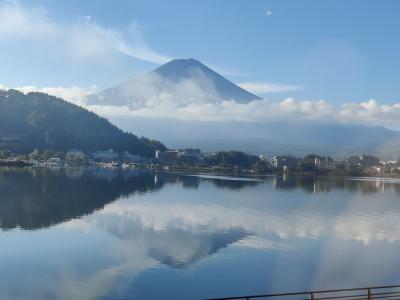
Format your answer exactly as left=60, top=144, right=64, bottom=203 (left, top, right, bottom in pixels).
left=1, top=167, right=400, bottom=300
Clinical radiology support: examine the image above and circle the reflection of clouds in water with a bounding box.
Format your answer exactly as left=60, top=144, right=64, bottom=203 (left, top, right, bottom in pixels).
left=0, top=228, right=158, bottom=300
left=54, top=215, right=248, bottom=299
left=63, top=193, right=400, bottom=297
left=55, top=241, right=156, bottom=300
left=63, top=219, right=93, bottom=233
left=6, top=173, right=400, bottom=300
left=92, top=209, right=248, bottom=268
left=311, top=237, right=400, bottom=290
left=234, top=236, right=291, bottom=250
left=86, top=193, right=400, bottom=245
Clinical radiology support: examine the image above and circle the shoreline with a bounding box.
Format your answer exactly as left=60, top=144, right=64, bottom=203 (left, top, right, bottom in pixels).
left=2, top=163, right=400, bottom=181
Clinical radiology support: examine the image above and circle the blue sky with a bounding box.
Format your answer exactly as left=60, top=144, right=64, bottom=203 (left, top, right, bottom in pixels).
left=0, top=0, right=400, bottom=106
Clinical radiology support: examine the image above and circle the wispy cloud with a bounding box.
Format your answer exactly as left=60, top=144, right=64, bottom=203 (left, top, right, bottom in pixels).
left=16, top=85, right=99, bottom=106
left=0, top=1, right=172, bottom=64
left=0, top=83, right=98, bottom=106
left=86, top=98, right=334, bottom=123
left=238, top=82, right=304, bottom=95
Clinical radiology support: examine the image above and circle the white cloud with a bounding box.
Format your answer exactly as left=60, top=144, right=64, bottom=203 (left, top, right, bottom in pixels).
left=86, top=97, right=334, bottom=123
left=0, top=1, right=171, bottom=64
left=4, top=76, right=400, bottom=129
left=266, top=11, right=273, bottom=17
left=16, top=85, right=98, bottom=106
left=0, top=1, right=56, bottom=38
left=79, top=71, right=400, bottom=127
left=85, top=96, right=400, bottom=129
left=1, top=83, right=98, bottom=106
left=83, top=187, right=400, bottom=245
left=238, top=82, right=304, bottom=94
left=337, top=100, right=400, bottom=127
left=4, top=2, right=399, bottom=129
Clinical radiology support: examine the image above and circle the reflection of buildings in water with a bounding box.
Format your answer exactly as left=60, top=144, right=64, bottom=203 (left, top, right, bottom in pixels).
left=155, top=173, right=260, bottom=191
left=271, top=176, right=277, bottom=188
left=271, top=175, right=400, bottom=195
left=282, top=173, right=288, bottom=182
left=181, top=175, right=200, bottom=189
left=273, top=175, right=297, bottom=190
left=211, top=178, right=259, bottom=190
left=64, top=167, right=85, bottom=178
left=154, top=174, right=158, bottom=185
left=4, top=168, right=400, bottom=299
left=90, top=168, right=149, bottom=182
left=4, top=167, right=400, bottom=245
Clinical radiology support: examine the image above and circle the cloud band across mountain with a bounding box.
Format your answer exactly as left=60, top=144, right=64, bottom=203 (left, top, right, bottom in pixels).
left=85, top=98, right=400, bottom=129
left=3, top=84, right=400, bottom=129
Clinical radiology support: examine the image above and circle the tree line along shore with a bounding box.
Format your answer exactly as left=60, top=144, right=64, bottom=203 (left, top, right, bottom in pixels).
left=1, top=148, right=399, bottom=178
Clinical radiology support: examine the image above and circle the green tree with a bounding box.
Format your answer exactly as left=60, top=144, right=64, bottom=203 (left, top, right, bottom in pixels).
left=0, top=90, right=166, bottom=157
left=44, top=128, right=57, bottom=147
left=361, top=155, right=380, bottom=167
left=29, top=149, right=41, bottom=160
left=206, top=151, right=259, bottom=168
left=253, top=160, right=270, bottom=174
left=53, top=151, right=66, bottom=159
left=40, top=150, right=55, bottom=161
left=0, top=149, right=11, bottom=159
left=297, top=154, right=319, bottom=172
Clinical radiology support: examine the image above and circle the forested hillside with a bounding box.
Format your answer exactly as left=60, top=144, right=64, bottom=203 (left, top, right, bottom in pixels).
left=0, top=89, right=165, bottom=156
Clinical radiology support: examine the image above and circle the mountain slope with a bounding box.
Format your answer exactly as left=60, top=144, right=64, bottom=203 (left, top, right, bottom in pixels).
left=152, top=58, right=261, bottom=102
left=0, top=89, right=165, bottom=156
left=87, top=58, right=261, bottom=107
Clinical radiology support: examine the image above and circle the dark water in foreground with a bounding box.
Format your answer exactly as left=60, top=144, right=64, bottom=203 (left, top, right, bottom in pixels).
left=1, top=167, right=400, bottom=300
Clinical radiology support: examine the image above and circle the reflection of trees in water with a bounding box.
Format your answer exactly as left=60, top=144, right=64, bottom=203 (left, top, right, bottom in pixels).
left=157, top=173, right=261, bottom=190
left=211, top=178, right=259, bottom=190
left=0, top=169, right=263, bottom=231
left=0, top=167, right=160, bottom=230
left=0, top=168, right=252, bottom=269
left=181, top=175, right=200, bottom=189
left=273, top=175, right=400, bottom=194
left=3, top=167, right=399, bottom=232
left=155, top=174, right=200, bottom=189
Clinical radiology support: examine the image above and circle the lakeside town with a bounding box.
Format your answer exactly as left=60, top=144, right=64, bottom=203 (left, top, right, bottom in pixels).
left=1, top=147, right=400, bottom=178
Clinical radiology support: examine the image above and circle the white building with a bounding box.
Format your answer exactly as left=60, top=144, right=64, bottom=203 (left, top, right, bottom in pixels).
left=66, top=149, right=86, bottom=159
left=91, top=149, right=119, bottom=162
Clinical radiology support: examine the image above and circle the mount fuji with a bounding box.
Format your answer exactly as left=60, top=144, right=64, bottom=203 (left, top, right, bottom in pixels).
left=87, top=58, right=260, bottom=107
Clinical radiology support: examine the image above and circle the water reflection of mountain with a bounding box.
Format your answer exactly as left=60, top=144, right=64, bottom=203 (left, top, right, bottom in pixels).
left=0, top=167, right=161, bottom=230
left=150, top=229, right=246, bottom=267
left=148, top=229, right=246, bottom=268
left=158, top=174, right=262, bottom=190
left=95, top=212, right=247, bottom=268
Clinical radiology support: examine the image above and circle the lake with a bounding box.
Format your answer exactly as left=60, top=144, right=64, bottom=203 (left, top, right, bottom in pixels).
left=1, top=167, right=400, bottom=300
